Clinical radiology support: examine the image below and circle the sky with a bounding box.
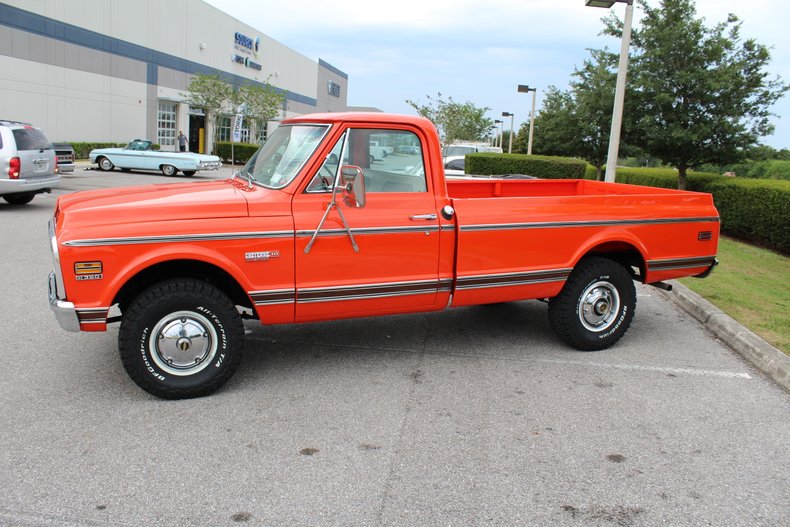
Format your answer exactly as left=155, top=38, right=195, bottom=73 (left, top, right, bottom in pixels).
left=204, top=0, right=790, bottom=149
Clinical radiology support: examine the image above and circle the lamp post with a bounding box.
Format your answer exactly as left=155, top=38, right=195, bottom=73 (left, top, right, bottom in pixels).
left=585, top=0, right=634, bottom=183
left=502, top=112, right=514, bottom=154
left=493, top=119, right=503, bottom=147
left=517, top=85, right=537, bottom=155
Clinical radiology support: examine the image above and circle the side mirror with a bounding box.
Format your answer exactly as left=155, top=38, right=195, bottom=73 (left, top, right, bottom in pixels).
left=339, top=165, right=366, bottom=208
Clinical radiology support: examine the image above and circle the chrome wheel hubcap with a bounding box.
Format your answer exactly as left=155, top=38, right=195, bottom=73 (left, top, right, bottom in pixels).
left=150, top=311, right=217, bottom=376
left=578, top=281, right=620, bottom=332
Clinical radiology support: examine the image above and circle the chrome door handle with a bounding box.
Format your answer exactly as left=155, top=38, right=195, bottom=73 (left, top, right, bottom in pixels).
left=410, top=214, right=437, bottom=221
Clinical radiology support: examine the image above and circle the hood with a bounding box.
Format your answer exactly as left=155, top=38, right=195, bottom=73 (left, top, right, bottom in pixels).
left=56, top=180, right=250, bottom=230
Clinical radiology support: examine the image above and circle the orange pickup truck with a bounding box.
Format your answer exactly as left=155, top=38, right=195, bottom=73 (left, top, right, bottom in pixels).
left=48, top=113, right=719, bottom=398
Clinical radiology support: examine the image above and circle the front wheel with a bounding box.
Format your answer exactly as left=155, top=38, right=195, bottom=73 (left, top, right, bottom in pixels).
left=548, top=257, right=636, bottom=351
left=118, top=279, right=245, bottom=399
left=161, top=164, right=177, bottom=176
left=182, top=170, right=196, bottom=177
left=98, top=157, right=114, bottom=171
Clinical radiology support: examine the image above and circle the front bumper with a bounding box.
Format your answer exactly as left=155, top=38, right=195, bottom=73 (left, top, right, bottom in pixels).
left=48, top=271, right=80, bottom=332
left=198, top=161, right=222, bottom=171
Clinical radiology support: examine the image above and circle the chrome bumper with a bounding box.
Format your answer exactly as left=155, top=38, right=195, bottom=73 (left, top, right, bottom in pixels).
left=48, top=271, right=80, bottom=332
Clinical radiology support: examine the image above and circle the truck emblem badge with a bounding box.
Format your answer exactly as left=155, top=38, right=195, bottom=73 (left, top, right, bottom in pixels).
left=245, top=251, right=280, bottom=262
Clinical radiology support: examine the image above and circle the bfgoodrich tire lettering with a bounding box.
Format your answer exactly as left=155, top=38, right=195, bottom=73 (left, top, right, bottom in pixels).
left=548, top=257, right=636, bottom=351
left=118, top=279, right=244, bottom=399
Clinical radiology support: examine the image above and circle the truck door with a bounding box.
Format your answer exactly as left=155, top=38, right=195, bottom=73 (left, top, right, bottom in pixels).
left=293, top=127, right=442, bottom=322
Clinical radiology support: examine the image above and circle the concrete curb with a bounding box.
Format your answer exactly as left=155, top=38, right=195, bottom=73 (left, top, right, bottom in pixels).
left=663, top=280, right=790, bottom=393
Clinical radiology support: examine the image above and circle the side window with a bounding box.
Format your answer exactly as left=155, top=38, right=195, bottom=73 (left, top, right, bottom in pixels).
left=306, top=132, right=345, bottom=193
left=351, top=129, right=427, bottom=193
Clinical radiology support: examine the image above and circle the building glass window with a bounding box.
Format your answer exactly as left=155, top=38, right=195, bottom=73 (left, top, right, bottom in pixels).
left=218, top=114, right=255, bottom=143
left=157, top=102, right=177, bottom=147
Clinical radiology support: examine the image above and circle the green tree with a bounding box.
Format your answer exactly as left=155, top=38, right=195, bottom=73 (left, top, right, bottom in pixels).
left=182, top=73, right=233, bottom=149
left=234, top=81, right=285, bottom=143
left=406, top=93, right=493, bottom=146
left=530, top=86, right=580, bottom=158
left=604, top=0, right=788, bottom=189
left=526, top=49, right=621, bottom=180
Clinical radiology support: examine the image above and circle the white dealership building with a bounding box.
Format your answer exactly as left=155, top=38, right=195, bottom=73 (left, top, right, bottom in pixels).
left=0, top=0, right=351, bottom=152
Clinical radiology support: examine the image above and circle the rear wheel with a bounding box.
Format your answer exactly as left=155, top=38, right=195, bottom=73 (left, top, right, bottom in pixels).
left=548, top=257, right=636, bottom=351
left=161, top=164, right=177, bottom=176
left=98, top=157, right=114, bottom=171
left=118, top=279, right=245, bottom=399
left=2, top=193, right=35, bottom=205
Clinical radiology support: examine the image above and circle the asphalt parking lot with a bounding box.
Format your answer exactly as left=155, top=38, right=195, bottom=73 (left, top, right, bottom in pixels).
left=1, top=165, right=788, bottom=526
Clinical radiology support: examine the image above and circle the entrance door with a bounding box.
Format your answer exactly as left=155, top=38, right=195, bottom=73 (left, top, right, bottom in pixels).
left=189, top=114, right=205, bottom=153
left=293, top=127, right=442, bottom=322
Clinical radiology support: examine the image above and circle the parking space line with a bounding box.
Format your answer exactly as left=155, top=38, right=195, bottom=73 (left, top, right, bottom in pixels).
left=247, top=336, right=753, bottom=380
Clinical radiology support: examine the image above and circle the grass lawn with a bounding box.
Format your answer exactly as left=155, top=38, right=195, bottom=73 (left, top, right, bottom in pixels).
left=679, top=236, right=790, bottom=355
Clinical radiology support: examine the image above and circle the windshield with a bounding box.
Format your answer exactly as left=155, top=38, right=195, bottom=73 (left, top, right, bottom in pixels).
left=127, top=140, right=153, bottom=150
left=239, top=124, right=329, bottom=189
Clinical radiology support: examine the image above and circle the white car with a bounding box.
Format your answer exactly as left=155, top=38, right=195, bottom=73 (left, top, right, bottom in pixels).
left=89, top=140, right=221, bottom=177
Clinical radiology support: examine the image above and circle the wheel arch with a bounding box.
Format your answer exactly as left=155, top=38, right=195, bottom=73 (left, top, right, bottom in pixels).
left=572, top=236, right=649, bottom=283
left=112, top=259, right=254, bottom=315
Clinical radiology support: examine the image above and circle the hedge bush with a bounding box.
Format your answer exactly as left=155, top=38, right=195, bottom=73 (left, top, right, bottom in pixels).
left=69, top=142, right=126, bottom=159
left=466, top=153, right=587, bottom=179
left=746, top=160, right=790, bottom=181
left=705, top=178, right=790, bottom=253
left=611, top=167, right=722, bottom=192
left=214, top=142, right=258, bottom=164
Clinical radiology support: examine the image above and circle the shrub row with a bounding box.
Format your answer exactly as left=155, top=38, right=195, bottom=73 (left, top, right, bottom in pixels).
left=745, top=160, right=790, bottom=181
left=68, top=142, right=126, bottom=159
left=705, top=178, right=790, bottom=254
left=466, top=153, right=587, bottom=179
left=214, top=142, right=258, bottom=164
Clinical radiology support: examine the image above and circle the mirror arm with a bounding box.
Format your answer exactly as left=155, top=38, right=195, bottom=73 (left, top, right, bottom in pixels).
left=304, top=185, right=359, bottom=254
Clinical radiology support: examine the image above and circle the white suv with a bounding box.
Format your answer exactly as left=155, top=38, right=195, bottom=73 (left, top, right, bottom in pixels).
left=0, top=120, right=60, bottom=205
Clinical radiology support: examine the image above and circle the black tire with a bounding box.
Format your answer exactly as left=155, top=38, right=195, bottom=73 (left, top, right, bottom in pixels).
left=161, top=164, right=177, bottom=176
left=118, top=279, right=244, bottom=399
left=3, top=193, right=35, bottom=205
left=120, top=168, right=131, bottom=172
left=98, top=157, right=114, bottom=171
left=369, top=155, right=375, bottom=165
left=182, top=170, right=196, bottom=177
left=548, top=257, right=636, bottom=351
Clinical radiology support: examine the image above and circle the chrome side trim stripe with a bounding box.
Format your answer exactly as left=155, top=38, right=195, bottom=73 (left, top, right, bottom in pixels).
left=460, top=217, right=720, bottom=232
left=64, top=231, right=295, bottom=247
left=249, top=289, right=296, bottom=306
left=647, top=256, right=718, bottom=271
left=297, top=279, right=440, bottom=304
left=455, top=269, right=572, bottom=290
left=248, top=270, right=571, bottom=307
left=295, top=225, right=441, bottom=238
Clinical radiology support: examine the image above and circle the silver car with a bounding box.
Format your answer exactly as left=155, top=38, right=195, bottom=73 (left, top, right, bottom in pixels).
left=0, top=120, right=60, bottom=205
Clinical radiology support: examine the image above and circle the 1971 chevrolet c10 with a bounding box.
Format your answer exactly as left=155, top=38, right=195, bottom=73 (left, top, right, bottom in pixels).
left=48, top=113, right=719, bottom=399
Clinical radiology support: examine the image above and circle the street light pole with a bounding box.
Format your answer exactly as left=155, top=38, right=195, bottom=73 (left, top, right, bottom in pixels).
left=493, top=119, right=503, bottom=148
left=502, top=112, right=514, bottom=154
left=585, top=0, right=634, bottom=183
left=517, top=85, right=537, bottom=155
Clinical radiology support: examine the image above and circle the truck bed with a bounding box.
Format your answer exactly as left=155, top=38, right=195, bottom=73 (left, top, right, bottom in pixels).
left=446, top=178, right=686, bottom=199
